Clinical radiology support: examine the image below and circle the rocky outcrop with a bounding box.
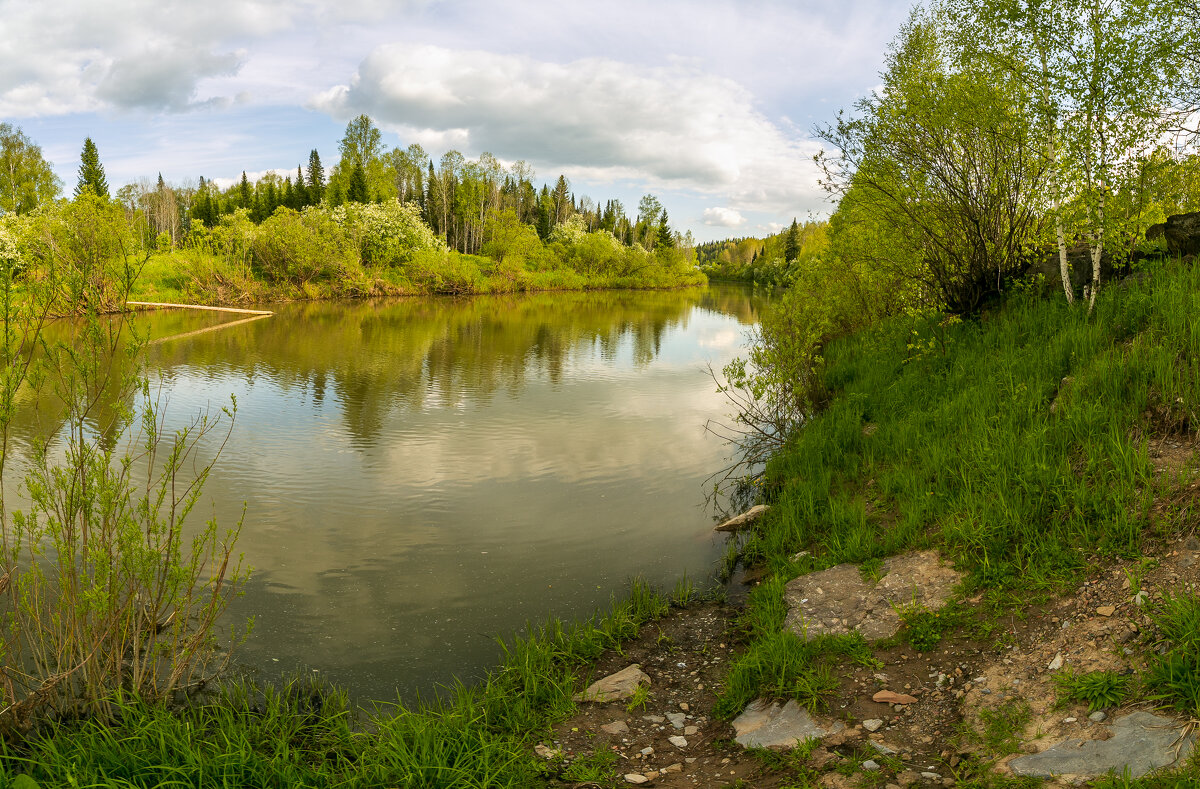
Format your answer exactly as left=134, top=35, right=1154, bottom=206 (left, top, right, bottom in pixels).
left=731, top=698, right=843, bottom=748
left=573, top=664, right=651, bottom=703
left=1029, top=243, right=1118, bottom=294
left=784, top=550, right=962, bottom=641
left=1008, top=711, right=1196, bottom=779
left=1147, top=210, right=1200, bottom=258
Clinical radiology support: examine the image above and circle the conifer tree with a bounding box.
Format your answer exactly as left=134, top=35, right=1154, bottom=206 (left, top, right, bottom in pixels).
left=656, top=211, right=674, bottom=249
left=239, top=172, right=252, bottom=209
left=294, top=165, right=308, bottom=207
left=784, top=218, right=800, bottom=262
left=347, top=161, right=369, bottom=203
left=74, top=137, right=109, bottom=199
left=306, top=150, right=325, bottom=203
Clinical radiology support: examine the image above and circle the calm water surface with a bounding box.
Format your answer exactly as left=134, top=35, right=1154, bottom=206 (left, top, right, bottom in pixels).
left=29, top=285, right=769, bottom=702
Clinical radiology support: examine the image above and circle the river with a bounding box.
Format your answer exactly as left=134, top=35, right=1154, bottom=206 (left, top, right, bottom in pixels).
left=16, top=284, right=769, bottom=703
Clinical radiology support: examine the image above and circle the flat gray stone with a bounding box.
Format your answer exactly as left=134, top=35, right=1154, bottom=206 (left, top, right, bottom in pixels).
left=784, top=550, right=962, bottom=641
left=601, top=720, right=629, bottom=735
left=1010, top=711, right=1196, bottom=779
left=732, top=698, right=842, bottom=749
left=574, top=664, right=650, bottom=703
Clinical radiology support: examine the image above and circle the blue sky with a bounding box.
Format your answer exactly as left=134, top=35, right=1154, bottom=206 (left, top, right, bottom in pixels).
left=1, top=0, right=911, bottom=241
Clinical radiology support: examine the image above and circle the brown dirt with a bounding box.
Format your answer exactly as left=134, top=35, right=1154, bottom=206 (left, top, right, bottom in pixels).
left=533, top=478, right=1200, bottom=788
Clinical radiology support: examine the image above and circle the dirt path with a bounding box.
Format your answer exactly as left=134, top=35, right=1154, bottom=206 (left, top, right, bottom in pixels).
left=533, top=531, right=1200, bottom=788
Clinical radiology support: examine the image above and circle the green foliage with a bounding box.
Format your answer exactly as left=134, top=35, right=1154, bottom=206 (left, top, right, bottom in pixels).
left=899, top=605, right=960, bottom=652
left=959, top=699, right=1033, bottom=759
left=251, top=206, right=359, bottom=285
left=1052, top=669, right=1132, bottom=712
left=0, top=124, right=60, bottom=216
left=561, top=747, right=618, bottom=783
left=73, top=137, right=109, bottom=200
left=331, top=199, right=444, bottom=266
left=0, top=579, right=674, bottom=787
left=714, top=627, right=876, bottom=720
left=1145, top=592, right=1200, bottom=715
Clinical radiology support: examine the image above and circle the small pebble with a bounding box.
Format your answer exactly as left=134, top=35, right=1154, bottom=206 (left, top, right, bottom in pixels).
left=862, top=759, right=881, bottom=771
left=1089, top=711, right=1107, bottom=722
left=863, top=719, right=884, bottom=732
left=668, top=735, right=688, bottom=748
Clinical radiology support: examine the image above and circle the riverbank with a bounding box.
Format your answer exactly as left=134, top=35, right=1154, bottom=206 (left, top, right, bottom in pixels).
left=130, top=245, right=707, bottom=307
left=4, top=262, right=1199, bottom=787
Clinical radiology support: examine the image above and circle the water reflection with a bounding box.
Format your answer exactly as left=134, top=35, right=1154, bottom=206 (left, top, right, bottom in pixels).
left=17, top=284, right=768, bottom=702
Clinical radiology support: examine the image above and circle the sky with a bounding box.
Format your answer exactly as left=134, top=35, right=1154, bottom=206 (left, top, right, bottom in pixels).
left=0, top=0, right=912, bottom=242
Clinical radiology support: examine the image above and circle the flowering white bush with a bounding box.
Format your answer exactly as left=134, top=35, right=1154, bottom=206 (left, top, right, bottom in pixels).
left=327, top=200, right=444, bottom=267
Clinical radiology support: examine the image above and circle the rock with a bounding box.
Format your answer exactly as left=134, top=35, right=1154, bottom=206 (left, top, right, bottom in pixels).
left=534, top=744, right=561, bottom=760
left=1161, top=211, right=1200, bottom=258
left=684, top=725, right=699, bottom=735
left=715, top=504, right=770, bottom=532
left=601, top=720, right=629, bottom=735
left=863, top=719, right=884, bottom=732
left=668, top=735, right=688, bottom=748
left=871, top=741, right=897, bottom=755
left=1089, top=711, right=1107, bottom=722
left=574, top=664, right=650, bottom=703
left=784, top=550, right=962, bottom=641
left=921, top=772, right=941, bottom=780
left=1048, top=653, right=1064, bottom=671
left=1096, top=605, right=1116, bottom=617
left=873, top=690, right=918, bottom=705
left=1030, top=242, right=1120, bottom=295
left=623, top=774, right=649, bottom=785
left=1009, top=711, right=1197, bottom=779
left=643, top=714, right=665, bottom=723
left=679, top=702, right=690, bottom=711
left=640, top=746, right=654, bottom=756
left=732, top=698, right=843, bottom=749
left=667, top=712, right=686, bottom=729
left=862, top=759, right=881, bottom=770
left=663, top=762, right=683, bottom=773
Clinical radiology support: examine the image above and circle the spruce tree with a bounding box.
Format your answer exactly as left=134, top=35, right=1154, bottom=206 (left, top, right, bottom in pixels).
left=74, top=137, right=109, bottom=199
left=347, top=161, right=369, bottom=203
left=656, top=211, right=674, bottom=249
left=239, top=172, right=252, bottom=209
left=294, top=165, right=308, bottom=207
left=784, top=218, right=800, bottom=262
left=306, top=149, right=325, bottom=203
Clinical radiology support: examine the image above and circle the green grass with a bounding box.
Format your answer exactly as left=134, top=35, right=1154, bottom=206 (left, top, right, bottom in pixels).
left=1145, top=592, right=1200, bottom=716
left=0, top=580, right=674, bottom=788
left=1052, top=669, right=1133, bottom=713
left=718, top=257, right=1200, bottom=731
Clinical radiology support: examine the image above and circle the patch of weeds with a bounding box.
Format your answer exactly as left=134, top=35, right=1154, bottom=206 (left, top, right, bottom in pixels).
left=714, top=631, right=878, bottom=720
left=899, top=603, right=964, bottom=652
left=860, top=556, right=884, bottom=583
left=950, top=753, right=1044, bottom=787
left=671, top=575, right=697, bottom=607
left=1145, top=592, right=1200, bottom=715
left=748, top=737, right=823, bottom=779
left=957, top=699, right=1032, bottom=758
left=625, top=683, right=650, bottom=714
left=1051, top=669, right=1132, bottom=713
left=561, top=747, right=619, bottom=784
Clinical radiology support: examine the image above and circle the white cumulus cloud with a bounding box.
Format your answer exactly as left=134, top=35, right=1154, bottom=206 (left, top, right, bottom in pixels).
left=702, top=207, right=746, bottom=227
left=312, top=44, right=828, bottom=217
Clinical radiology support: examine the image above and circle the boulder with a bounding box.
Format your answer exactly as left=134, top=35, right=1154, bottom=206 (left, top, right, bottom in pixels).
left=574, top=664, right=651, bottom=703
left=1009, top=711, right=1196, bottom=779
left=1029, top=243, right=1118, bottom=294
left=715, top=504, right=770, bottom=533
left=1162, top=211, right=1200, bottom=257
left=732, top=698, right=842, bottom=749
left=784, top=550, right=962, bottom=641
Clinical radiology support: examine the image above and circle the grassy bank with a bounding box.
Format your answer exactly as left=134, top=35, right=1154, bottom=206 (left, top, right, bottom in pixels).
left=711, top=258, right=1200, bottom=782
left=0, top=581, right=697, bottom=788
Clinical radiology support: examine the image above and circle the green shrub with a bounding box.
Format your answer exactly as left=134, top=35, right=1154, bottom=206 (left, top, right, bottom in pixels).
left=331, top=199, right=444, bottom=267
left=1051, top=669, right=1131, bottom=712
left=251, top=207, right=358, bottom=285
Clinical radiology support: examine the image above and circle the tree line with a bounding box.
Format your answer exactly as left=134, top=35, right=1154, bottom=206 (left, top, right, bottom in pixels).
left=0, top=115, right=694, bottom=263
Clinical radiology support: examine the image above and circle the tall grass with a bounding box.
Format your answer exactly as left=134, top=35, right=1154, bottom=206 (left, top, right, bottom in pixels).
left=0, top=580, right=674, bottom=788
left=722, top=258, right=1200, bottom=708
